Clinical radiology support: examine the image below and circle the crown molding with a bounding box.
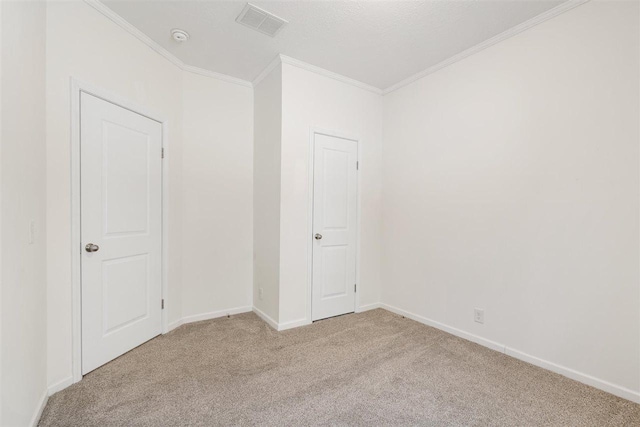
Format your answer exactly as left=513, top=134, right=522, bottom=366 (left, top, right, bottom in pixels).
left=382, top=0, right=590, bottom=95
left=83, top=0, right=252, bottom=88
left=87, top=0, right=380, bottom=93
left=252, top=54, right=282, bottom=87
left=252, top=54, right=384, bottom=95
left=279, top=55, right=383, bottom=95
left=85, top=0, right=587, bottom=95
left=83, top=0, right=181, bottom=68
left=181, top=64, right=251, bottom=87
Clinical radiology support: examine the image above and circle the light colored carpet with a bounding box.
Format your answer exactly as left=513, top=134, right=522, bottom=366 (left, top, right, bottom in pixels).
left=40, top=309, right=639, bottom=426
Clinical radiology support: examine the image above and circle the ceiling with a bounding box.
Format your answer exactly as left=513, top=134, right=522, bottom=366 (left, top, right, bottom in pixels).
left=102, top=0, right=566, bottom=91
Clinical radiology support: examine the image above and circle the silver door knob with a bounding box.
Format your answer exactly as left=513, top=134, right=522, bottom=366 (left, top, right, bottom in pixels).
left=314, top=233, right=323, bottom=240
left=85, top=243, right=100, bottom=252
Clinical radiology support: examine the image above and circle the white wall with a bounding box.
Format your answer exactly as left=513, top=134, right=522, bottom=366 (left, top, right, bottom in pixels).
left=279, top=63, right=383, bottom=325
left=0, top=2, right=3, bottom=420
left=46, top=0, right=184, bottom=390
left=381, top=0, right=640, bottom=400
left=0, top=1, right=48, bottom=425
left=1, top=2, right=4, bottom=421
left=253, top=64, right=282, bottom=322
left=181, top=71, right=253, bottom=319
left=8, top=0, right=635, bottom=416
left=46, top=0, right=254, bottom=393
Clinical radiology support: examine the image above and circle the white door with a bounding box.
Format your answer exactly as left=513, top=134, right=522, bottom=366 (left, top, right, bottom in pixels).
left=312, top=133, right=358, bottom=321
left=81, top=92, right=163, bottom=374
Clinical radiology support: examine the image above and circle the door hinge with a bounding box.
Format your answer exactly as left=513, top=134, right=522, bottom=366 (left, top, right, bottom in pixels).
left=356, top=161, right=359, bottom=170
left=354, top=284, right=357, bottom=293
left=161, top=148, right=165, bottom=158
left=161, top=299, right=165, bottom=309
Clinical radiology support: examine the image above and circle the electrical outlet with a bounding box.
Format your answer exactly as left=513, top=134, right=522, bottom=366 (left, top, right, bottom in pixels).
left=474, top=308, right=484, bottom=324
left=259, top=288, right=264, bottom=300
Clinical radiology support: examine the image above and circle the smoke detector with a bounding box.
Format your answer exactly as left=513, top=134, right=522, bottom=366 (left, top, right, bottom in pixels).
left=171, top=29, right=190, bottom=42
left=236, top=3, right=287, bottom=37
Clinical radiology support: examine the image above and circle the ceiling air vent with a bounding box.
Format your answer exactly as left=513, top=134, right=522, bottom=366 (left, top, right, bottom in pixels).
left=236, top=3, right=288, bottom=37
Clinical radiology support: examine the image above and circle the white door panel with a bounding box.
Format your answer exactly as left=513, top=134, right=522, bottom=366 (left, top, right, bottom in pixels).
left=312, top=133, right=358, bottom=321
left=81, top=92, right=162, bottom=374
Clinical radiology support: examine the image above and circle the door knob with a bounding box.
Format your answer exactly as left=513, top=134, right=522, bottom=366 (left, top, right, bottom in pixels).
left=85, top=243, right=100, bottom=253
left=314, top=233, right=323, bottom=240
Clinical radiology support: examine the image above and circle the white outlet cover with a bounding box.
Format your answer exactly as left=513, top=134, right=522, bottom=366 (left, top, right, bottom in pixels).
left=474, top=308, right=484, bottom=324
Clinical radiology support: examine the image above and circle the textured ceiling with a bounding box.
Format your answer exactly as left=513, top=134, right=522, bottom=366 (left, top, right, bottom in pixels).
left=102, top=0, right=566, bottom=90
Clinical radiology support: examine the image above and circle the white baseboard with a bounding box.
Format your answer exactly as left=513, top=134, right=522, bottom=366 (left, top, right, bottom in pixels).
left=179, top=306, right=253, bottom=326
left=253, top=302, right=382, bottom=331
left=381, top=304, right=505, bottom=353
left=254, top=301, right=385, bottom=330
left=50, top=300, right=638, bottom=406
left=251, top=307, right=311, bottom=331
left=278, top=317, right=311, bottom=331
left=252, top=306, right=278, bottom=330
left=167, top=318, right=183, bottom=332
left=356, top=302, right=382, bottom=313
left=169, top=306, right=253, bottom=332
left=29, top=389, right=48, bottom=427
left=380, top=303, right=640, bottom=404
left=47, top=375, right=74, bottom=396
left=504, top=347, right=640, bottom=404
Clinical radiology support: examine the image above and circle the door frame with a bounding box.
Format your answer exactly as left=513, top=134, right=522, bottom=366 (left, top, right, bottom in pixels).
left=306, top=127, right=362, bottom=324
left=69, top=78, right=169, bottom=384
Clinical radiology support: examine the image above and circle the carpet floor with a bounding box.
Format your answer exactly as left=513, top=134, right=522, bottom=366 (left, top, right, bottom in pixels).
left=40, top=309, right=640, bottom=426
